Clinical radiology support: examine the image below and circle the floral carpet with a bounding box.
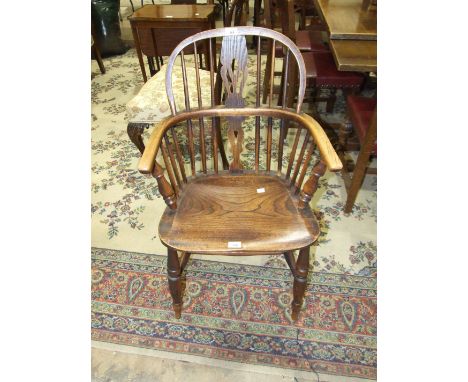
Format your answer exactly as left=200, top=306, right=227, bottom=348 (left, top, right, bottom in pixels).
left=91, top=49, right=377, bottom=380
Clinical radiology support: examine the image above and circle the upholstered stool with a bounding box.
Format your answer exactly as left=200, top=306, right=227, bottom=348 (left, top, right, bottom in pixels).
left=126, top=59, right=256, bottom=169
left=126, top=63, right=214, bottom=154
left=339, top=95, right=377, bottom=213
left=303, top=51, right=364, bottom=113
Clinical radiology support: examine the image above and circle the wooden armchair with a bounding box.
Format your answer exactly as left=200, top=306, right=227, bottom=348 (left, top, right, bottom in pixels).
left=138, top=27, right=342, bottom=321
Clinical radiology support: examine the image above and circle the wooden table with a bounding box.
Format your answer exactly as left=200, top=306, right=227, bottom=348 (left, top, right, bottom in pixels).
left=129, top=4, right=216, bottom=82
left=313, top=0, right=377, bottom=72
left=314, top=0, right=376, bottom=40
left=330, top=39, right=376, bottom=72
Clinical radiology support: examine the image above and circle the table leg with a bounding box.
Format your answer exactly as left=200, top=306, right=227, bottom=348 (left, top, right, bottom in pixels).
left=131, top=25, right=148, bottom=82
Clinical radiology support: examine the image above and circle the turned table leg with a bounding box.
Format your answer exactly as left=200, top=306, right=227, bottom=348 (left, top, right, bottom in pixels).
left=292, top=246, right=310, bottom=321
left=326, top=88, right=337, bottom=113
left=167, top=248, right=183, bottom=319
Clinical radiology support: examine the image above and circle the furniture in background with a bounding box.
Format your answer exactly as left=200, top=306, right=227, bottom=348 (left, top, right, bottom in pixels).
left=217, top=0, right=229, bottom=21
left=339, top=95, right=376, bottom=213
left=137, top=26, right=342, bottom=321
left=129, top=4, right=216, bottom=82
left=260, top=0, right=363, bottom=114
left=224, top=0, right=249, bottom=27
left=313, top=0, right=377, bottom=73
left=305, top=50, right=364, bottom=112
left=126, top=0, right=250, bottom=168
left=92, top=22, right=106, bottom=74
left=128, top=0, right=154, bottom=13
left=301, top=0, right=377, bottom=112
left=171, top=0, right=198, bottom=3
left=294, top=0, right=325, bottom=31
left=92, top=0, right=129, bottom=57
left=314, top=0, right=377, bottom=40
left=329, top=39, right=377, bottom=72
left=261, top=0, right=329, bottom=106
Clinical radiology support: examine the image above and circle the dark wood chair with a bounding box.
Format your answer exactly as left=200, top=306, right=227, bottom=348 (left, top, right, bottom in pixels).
left=261, top=0, right=364, bottom=113
left=224, top=0, right=249, bottom=27
left=298, top=1, right=324, bottom=27
left=294, top=0, right=327, bottom=50
left=137, top=26, right=342, bottom=321
left=339, top=95, right=377, bottom=213
left=262, top=0, right=329, bottom=106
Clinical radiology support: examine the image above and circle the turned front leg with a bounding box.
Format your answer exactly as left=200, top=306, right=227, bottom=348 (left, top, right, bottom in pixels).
left=292, top=246, right=310, bottom=321
left=167, top=248, right=183, bottom=319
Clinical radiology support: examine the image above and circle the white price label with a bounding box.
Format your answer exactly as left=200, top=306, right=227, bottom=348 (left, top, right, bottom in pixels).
left=257, top=188, right=265, bottom=193
left=228, top=241, right=242, bottom=249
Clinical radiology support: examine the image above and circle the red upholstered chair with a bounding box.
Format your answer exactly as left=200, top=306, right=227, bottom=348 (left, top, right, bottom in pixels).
left=339, top=95, right=377, bottom=213
left=304, top=51, right=364, bottom=113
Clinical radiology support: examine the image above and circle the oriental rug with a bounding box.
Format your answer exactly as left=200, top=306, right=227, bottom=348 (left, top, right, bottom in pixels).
left=92, top=247, right=376, bottom=379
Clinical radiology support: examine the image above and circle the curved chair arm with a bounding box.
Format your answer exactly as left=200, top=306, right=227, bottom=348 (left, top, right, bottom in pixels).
left=138, top=115, right=177, bottom=174
left=138, top=107, right=342, bottom=174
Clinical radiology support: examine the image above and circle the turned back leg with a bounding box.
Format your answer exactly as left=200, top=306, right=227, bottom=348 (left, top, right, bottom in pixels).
left=167, top=248, right=183, bottom=319
left=291, top=246, right=310, bottom=321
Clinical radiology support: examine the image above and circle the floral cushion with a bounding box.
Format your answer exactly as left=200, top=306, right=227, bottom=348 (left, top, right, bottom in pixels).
left=126, top=54, right=277, bottom=124
left=126, top=64, right=214, bottom=124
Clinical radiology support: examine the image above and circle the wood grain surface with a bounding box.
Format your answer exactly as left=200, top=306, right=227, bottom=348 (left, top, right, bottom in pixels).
left=330, top=39, right=377, bottom=72
left=159, top=174, right=320, bottom=254
left=314, top=0, right=377, bottom=40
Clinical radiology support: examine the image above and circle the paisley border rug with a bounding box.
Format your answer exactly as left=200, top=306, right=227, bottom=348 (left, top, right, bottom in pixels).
left=92, top=247, right=376, bottom=379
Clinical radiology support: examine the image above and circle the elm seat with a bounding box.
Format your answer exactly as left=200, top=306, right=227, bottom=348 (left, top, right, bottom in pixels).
left=308, top=51, right=364, bottom=88
left=295, top=30, right=328, bottom=53
left=159, top=174, right=320, bottom=254
left=347, top=95, right=377, bottom=154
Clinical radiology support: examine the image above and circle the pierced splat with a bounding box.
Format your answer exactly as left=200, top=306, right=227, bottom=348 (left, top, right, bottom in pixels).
left=220, top=35, right=248, bottom=171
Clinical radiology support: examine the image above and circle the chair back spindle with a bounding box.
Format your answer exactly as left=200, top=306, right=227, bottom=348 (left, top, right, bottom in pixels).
left=139, top=27, right=341, bottom=211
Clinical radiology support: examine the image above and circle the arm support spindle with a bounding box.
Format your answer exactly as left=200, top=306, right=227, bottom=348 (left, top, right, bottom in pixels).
left=298, top=160, right=326, bottom=209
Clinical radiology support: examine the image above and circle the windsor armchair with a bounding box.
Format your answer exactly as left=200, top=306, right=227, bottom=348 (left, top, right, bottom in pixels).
left=138, top=27, right=342, bottom=321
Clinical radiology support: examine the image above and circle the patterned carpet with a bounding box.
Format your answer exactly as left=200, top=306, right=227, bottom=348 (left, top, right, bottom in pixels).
left=91, top=49, right=377, bottom=380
